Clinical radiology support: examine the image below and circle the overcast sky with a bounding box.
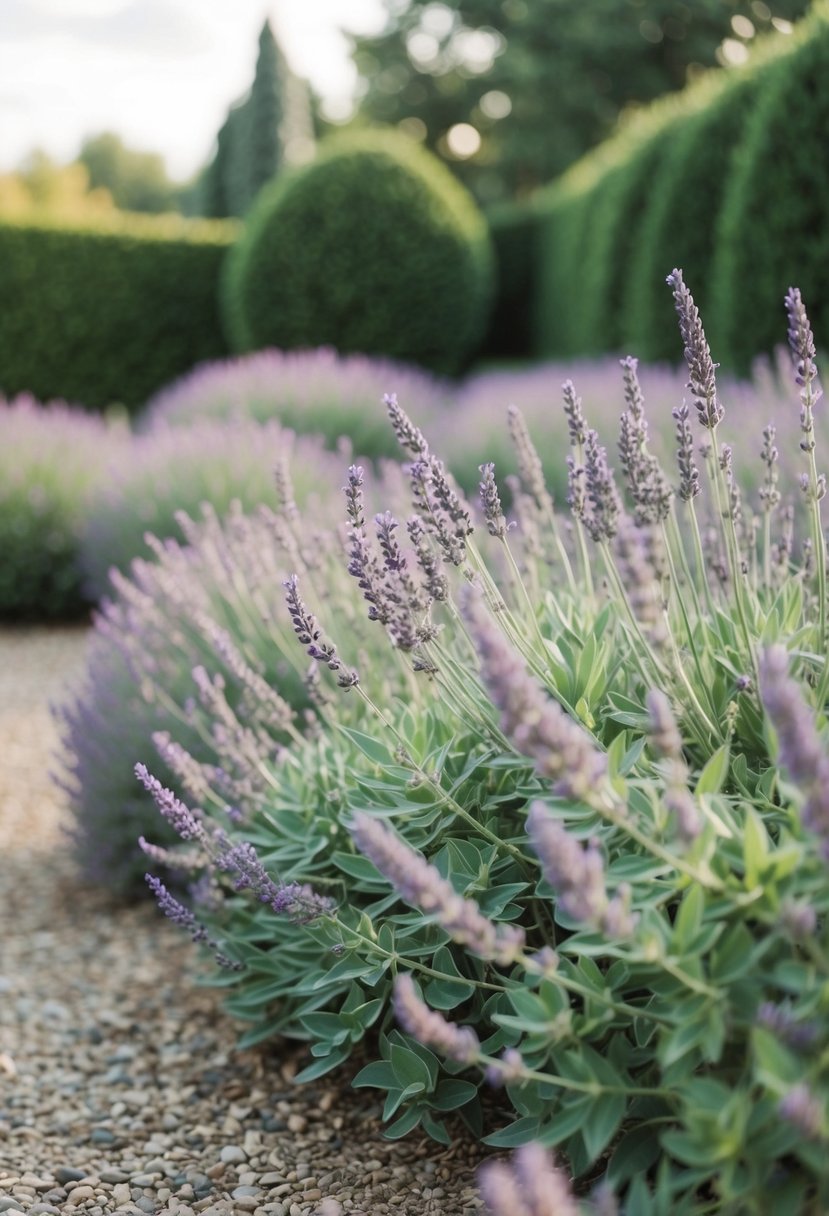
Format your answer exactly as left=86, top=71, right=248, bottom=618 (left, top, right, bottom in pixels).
left=0, top=0, right=388, bottom=180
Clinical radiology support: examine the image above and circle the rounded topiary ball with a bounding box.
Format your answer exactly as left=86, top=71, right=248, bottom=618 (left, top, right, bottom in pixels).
left=221, top=129, right=494, bottom=376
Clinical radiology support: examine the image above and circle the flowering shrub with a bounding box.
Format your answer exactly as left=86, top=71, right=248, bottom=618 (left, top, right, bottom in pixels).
left=79, top=418, right=341, bottom=601
left=0, top=395, right=127, bottom=619
left=59, top=442, right=372, bottom=892
left=141, top=346, right=450, bottom=466
left=124, top=274, right=829, bottom=1210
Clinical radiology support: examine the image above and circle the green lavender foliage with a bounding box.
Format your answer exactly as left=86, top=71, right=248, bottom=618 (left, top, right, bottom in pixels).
left=129, top=278, right=829, bottom=1211
left=221, top=129, right=495, bottom=376
left=712, top=3, right=829, bottom=373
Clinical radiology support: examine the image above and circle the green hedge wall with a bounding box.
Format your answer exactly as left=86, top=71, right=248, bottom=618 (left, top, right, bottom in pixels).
left=0, top=214, right=237, bottom=412
left=712, top=6, right=829, bottom=374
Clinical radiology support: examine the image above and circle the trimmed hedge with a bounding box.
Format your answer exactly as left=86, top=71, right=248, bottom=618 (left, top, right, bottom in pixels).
left=0, top=213, right=237, bottom=412
left=221, top=128, right=494, bottom=376
left=481, top=201, right=541, bottom=361
left=712, top=7, right=829, bottom=373
left=621, top=30, right=802, bottom=364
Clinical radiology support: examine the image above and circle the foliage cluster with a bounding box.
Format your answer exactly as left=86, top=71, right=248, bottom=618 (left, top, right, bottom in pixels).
left=0, top=396, right=127, bottom=620
left=348, top=0, right=809, bottom=206
left=221, top=129, right=495, bottom=377
left=0, top=212, right=236, bottom=412
left=537, top=5, right=825, bottom=372
left=69, top=273, right=829, bottom=1211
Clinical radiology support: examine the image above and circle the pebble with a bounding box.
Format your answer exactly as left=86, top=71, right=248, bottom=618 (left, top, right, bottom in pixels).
left=219, top=1146, right=247, bottom=1165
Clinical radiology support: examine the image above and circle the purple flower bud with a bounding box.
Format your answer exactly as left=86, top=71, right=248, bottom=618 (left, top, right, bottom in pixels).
left=759, top=646, right=829, bottom=857
left=785, top=288, right=822, bottom=401
left=350, top=812, right=525, bottom=965
left=646, top=689, right=684, bottom=761
left=778, top=1083, right=824, bottom=1140
left=393, top=974, right=480, bottom=1064
left=485, top=1047, right=526, bottom=1088
left=667, top=269, right=723, bottom=430
left=507, top=405, right=553, bottom=514
left=479, top=463, right=510, bottom=538
left=465, top=596, right=606, bottom=802
left=385, top=392, right=429, bottom=459
left=135, top=763, right=206, bottom=843
left=478, top=1143, right=580, bottom=1216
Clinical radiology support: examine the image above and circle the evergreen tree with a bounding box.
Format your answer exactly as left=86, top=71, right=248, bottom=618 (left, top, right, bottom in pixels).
left=197, top=20, right=313, bottom=219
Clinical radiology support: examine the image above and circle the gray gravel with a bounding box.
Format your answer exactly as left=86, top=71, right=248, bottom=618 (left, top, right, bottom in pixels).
left=0, top=627, right=489, bottom=1215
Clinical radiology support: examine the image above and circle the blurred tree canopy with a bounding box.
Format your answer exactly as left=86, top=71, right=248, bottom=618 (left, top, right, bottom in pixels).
left=0, top=150, right=115, bottom=218
left=199, top=20, right=314, bottom=218
left=78, top=132, right=179, bottom=213
left=349, top=0, right=811, bottom=203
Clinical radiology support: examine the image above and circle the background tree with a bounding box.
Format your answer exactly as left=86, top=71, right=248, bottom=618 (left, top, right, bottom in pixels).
left=198, top=19, right=314, bottom=219
left=78, top=132, right=178, bottom=213
left=347, top=0, right=810, bottom=204
left=0, top=150, right=114, bottom=219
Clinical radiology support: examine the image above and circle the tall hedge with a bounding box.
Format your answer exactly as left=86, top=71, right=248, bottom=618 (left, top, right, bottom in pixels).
left=712, top=5, right=829, bottom=374
left=621, top=29, right=802, bottom=364
left=482, top=201, right=541, bottom=360
left=221, top=129, right=494, bottom=376
left=0, top=214, right=236, bottom=412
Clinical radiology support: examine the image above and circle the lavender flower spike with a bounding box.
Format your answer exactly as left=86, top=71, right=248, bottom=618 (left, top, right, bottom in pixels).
left=667, top=268, right=723, bottom=430
left=778, top=1083, right=824, bottom=1140
left=465, top=595, right=606, bottom=802
left=350, top=812, right=525, bottom=965
left=527, top=802, right=636, bottom=938
left=478, top=1142, right=580, bottom=1216
left=135, top=763, right=206, bottom=843
left=393, top=974, right=480, bottom=1064
left=759, top=646, right=829, bottom=858
left=785, top=287, right=822, bottom=403
left=283, top=574, right=359, bottom=688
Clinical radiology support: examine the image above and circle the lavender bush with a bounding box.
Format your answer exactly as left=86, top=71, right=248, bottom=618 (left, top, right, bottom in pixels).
left=0, top=395, right=127, bottom=619
left=141, top=347, right=450, bottom=465
left=79, top=418, right=344, bottom=601
left=101, top=275, right=829, bottom=1210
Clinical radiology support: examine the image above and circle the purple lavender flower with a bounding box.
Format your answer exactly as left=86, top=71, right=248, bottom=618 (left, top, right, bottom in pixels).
left=507, top=405, right=553, bottom=514
left=562, top=380, right=587, bottom=448
left=672, top=402, right=701, bottom=502
left=479, top=463, right=509, bottom=538
left=664, top=786, right=702, bottom=843
left=667, top=268, right=723, bottom=430
left=756, top=1002, right=819, bottom=1050
left=145, top=874, right=242, bottom=970
left=466, top=597, right=606, bottom=802
left=485, top=1047, right=527, bottom=1088
left=135, top=763, right=206, bottom=843
left=350, top=812, right=525, bottom=965
left=779, top=898, right=818, bottom=941
left=778, top=1083, right=824, bottom=1140
left=646, top=689, right=684, bottom=761
left=407, top=515, right=449, bottom=601
left=477, top=1142, right=580, bottom=1216
left=527, top=802, right=636, bottom=938
left=284, top=574, right=359, bottom=688
left=618, top=357, right=673, bottom=525
left=584, top=428, right=621, bottom=543
left=759, top=646, right=829, bottom=857
left=384, top=392, right=430, bottom=459
left=785, top=287, right=822, bottom=405
left=393, top=974, right=480, bottom=1063
left=614, top=519, right=667, bottom=650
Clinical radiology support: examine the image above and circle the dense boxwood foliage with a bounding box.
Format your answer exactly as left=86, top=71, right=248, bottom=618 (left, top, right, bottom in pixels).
left=0, top=396, right=127, bottom=620
left=221, top=129, right=494, bottom=376
left=712, top=6, right=829, bottom=374
left=86, top=274, right=829, bottom=1210
left=0, top=213, right=235, bottom=411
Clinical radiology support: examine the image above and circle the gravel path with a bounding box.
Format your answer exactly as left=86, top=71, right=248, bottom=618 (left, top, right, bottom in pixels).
left=0, top=627, right=488, bottom=1216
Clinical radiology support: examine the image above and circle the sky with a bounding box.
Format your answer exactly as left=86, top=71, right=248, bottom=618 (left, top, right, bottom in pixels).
left=0, top=0, right=388, bottom=180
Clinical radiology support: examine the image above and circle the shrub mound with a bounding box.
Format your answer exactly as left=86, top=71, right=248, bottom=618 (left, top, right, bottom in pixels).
left=221, top=129, right=494, bottom=376
left=0, top=396, right=127, bottom=619
left=142, top=346, right=449, bottom=464
left=93, top=276, right=829, bottom=1211
left=0, top=213, right=235, bottom=412
left=79, top=418, right=342, bottom=601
